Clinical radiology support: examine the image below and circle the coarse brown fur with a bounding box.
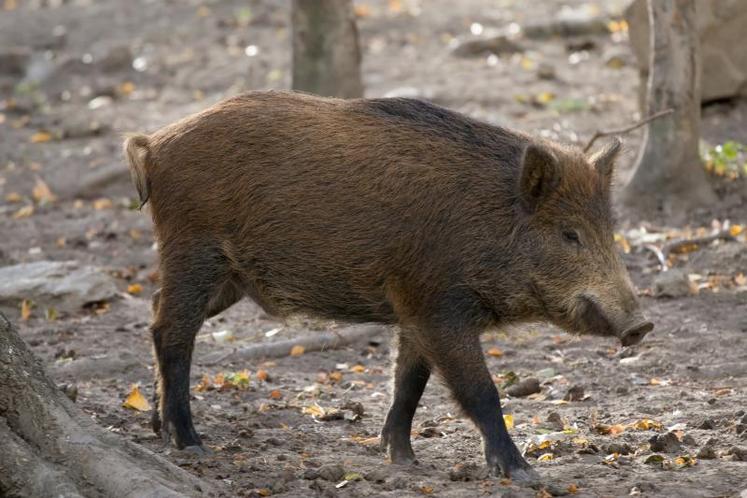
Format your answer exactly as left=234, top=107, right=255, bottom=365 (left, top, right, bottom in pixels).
left=124, top=90, right=652, bottom=481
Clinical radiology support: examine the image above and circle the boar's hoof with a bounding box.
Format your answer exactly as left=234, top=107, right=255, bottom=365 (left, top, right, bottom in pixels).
left=380, top=431, right=418, bottom=465
left=506, top=465, right=541, bottom=486
left=181, top=444, right=211, bottom=457
left=619, top=320, right=654, bottom=347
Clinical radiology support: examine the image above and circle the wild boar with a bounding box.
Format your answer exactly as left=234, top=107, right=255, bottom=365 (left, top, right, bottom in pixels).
left=124, top=91, right=653, bottom=482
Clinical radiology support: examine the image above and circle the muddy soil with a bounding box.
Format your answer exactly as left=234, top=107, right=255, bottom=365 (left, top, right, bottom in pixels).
left=1, top=1, right=747, bottom=497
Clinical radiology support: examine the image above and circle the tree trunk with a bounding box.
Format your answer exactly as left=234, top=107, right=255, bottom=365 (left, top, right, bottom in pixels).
left=0, top=312, right=218, bottom=498
left=291, top=0, right=364, bottom=98
left=621, top=0, right=716, bottom=219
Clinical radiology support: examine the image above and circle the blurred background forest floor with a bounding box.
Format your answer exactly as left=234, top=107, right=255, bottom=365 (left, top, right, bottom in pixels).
left=1, top=0, right=747, bottom=496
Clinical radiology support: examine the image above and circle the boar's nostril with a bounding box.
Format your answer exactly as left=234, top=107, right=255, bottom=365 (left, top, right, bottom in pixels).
left=620, top=321, right=654, bottom=347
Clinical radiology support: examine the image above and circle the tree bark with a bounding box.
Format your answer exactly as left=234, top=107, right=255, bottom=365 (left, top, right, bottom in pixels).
left=291, top=0, right=364, bottom=98
left=0, top=312, right=218, bottom=498
left=621, top=0, right=716, bottom=219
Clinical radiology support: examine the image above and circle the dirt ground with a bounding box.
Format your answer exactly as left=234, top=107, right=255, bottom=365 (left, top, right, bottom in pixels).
left=2, top=1, right=747, bottom=497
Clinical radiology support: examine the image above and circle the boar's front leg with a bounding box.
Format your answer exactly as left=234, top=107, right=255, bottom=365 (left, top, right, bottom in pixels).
left=422, top=322, right=539, bottom=483
left=381, top=332, right=431, bottom=464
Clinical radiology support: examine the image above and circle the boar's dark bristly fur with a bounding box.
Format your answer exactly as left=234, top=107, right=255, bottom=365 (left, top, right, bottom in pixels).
left=124, top=90, right=652, bottom=482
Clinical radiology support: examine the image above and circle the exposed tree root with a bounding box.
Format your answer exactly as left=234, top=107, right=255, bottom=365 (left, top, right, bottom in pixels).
left=0, top=312, right=219, bottom=498
left=201, top=324, right=386, bottom=366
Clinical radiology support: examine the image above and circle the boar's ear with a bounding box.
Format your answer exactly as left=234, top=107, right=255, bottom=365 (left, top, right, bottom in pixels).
left=589, top=137, right=622, bottom=179
left=519, top=143, right=559, bottom=211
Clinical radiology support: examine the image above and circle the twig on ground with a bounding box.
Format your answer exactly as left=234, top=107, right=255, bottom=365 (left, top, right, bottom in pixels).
left=643, top=244, right=668, bottom=271
left=661, top=230, right=736, bottom=258
left=583, top=109, right=674, bottom=152
left=201, top=324, right=386, bottom=366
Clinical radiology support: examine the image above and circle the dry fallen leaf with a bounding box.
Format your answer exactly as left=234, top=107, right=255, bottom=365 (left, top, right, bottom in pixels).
left=122, top=385, right=151, bottom=411
left=13, top=205, right=34, bottom=219
left=290, top=345, right=305, bottom=357
left=632, top=419, right=663, bottom=431
left=127, top=283, right=143, bottom=295
left=256, top=369, right=269, bottom=382
left=537, top=453, right=554, bottom=462
left=93, top=198, right=113, bottom=210
left=20, top=299, right=32, bottom=321
left=730, top=224, right=743, bottom=237
left=419, top=485, right=434, bottom=495
left=269, top=389, right=282, bottom=399
left=503, top=414, right=514, bottom=430
left=5, top=191, right=22, bottom=203
left=595, top=423, right=626, bottom=436
left=350, top=364, right=366, bottom=373
left=567, top=483, right=579, bottom=494
left=487, top=347, right=504, bottom=357
left=32, top=177, right=56, bottom=204
left=30, top=131, right=53, bottom=143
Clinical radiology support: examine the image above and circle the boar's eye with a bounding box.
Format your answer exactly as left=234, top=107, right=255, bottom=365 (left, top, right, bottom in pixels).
left=562, top=229, right=581, bottom=245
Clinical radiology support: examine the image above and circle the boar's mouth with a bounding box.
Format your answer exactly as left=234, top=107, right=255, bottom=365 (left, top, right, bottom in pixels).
left=618, top=321, right=654, bottom=347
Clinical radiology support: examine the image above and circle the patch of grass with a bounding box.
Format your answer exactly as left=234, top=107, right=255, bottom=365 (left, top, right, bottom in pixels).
left=701, top=140, right=747, bottom=179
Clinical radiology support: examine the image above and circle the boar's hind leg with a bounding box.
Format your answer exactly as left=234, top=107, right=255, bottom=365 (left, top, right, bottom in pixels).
left=424, top=327, right=538, bottom=482
left=150, top=278, right=243, bottom=438
left=151, top=246, right=232, bottom=451
left=381, top=332, right=431, bottom=464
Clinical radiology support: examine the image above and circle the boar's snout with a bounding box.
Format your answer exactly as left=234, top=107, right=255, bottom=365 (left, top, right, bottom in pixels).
left=577, top=294, right=653, bottom=346
left=618, top=319, right=654, bottom=347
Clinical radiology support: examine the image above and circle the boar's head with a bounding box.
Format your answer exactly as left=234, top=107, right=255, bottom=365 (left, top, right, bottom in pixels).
left=514, top=138, right=653, bottom=346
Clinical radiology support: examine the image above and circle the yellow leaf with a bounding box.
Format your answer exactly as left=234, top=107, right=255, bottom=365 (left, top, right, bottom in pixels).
left=32, top=177, right=56, bottom=204
left=20, top=299, right=32, bottom=321
left=127, top=283, right=143, bottom=295
left=328, top=371, right=342, bottom=383
left=290, top=345, right=305, bottom=357
left=354, top=3, right=371, bottom=17
left=419, top=485, right=434, bottom=494
left=487, top=347, right=504, bottom=357
left=735, top=273, right=747, bottom=286
left=614, top=233, right=631, bottom=253
left=30, top=131, right=53, bottom=143
left=122, top=385, right=151, bottom=411
left=536, top=91, right=555, bottom=104
left=303, top=404, right=326, bottom=417
left=537, top=453, right=554, bottom=461
left=730, top=224, right=743, bottom=236
left=93, top=198, right=113, bottom=210
left=503, top=414, right=514, bottom=430
left=5, top=191, right=22, bottom=203
left=258, top=489, right=271, bottom=497
left=13, top=205, right=34, bottom=219
left=350, top=364, right=366, bottom=373
left=117, top=81, right=135, bottom=96
left=195, top=373, right=211, bottom=392
left=632, top=419, right=662, bottom=431
left=567, top=483, right=579, bottom=494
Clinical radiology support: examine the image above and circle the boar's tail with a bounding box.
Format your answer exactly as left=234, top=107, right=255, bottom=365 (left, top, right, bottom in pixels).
left=123, top=133, right=151, bottom=209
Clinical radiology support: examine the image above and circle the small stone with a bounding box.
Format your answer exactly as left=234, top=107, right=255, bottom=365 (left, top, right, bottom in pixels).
left=302, top=468, right=320, bottom=480
left=729, top=446, right=747, bottom=461
left=318, top=464, right=345, bottom=482
left=449, top=463, right=487, bottom=481
left=506, top=378, right=541, bottom=397
left=605, top=442, right=632, bottom=455
left=697, top=445, right=717, bottom=460
left=681, top=434, right=697, bottom=446
left=98, top=45, right=133, bottom=73
left=58, top=383, right=78, bottom=402
left=649, top=432, right=683, bottom=453
left=698, top=418, right=716, bottom=430
left=537, top=63, right=556, bottom=80
left=363, top=467, right=388, bottom=483
left=546, top=412, right=565, bottom=431
left=419, top=427, right=443, bottom=438
left=564, top=385, right=585, bottom=401
left=653, top=269, right=696, bottom=298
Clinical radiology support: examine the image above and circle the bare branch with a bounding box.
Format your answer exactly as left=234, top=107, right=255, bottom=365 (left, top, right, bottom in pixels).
left=583, top=109, right=674, bottom=153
